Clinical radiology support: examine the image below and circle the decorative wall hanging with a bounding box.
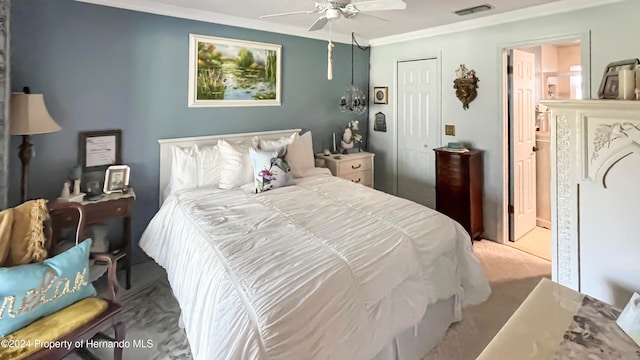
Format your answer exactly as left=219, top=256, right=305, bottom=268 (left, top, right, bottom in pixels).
left=188, top=34, right=282, bottom=107
left=374, top=112, right=387, bottom=132
left=373, top=86, right=389, bottom=104
left=78, top=129, right=122, bottom=172
left=453, top=64, right=479, bottom=110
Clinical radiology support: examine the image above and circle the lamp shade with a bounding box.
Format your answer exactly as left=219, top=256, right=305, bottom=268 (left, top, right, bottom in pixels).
left=9, top=93, right=61, bottom=135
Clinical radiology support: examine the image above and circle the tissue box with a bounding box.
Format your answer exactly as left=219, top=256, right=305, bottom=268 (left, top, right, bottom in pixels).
left=617, top=292, right=640, bottom=347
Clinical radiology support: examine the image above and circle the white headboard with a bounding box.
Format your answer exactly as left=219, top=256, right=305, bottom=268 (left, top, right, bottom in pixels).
left=158, top=129, right=302, bottom=203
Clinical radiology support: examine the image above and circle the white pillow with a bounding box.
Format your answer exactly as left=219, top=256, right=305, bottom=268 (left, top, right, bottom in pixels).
left=197, top=144, right=222, bottom=187
left=169, top=145, right=198, bottom=192
left=285, top=131, right=315, bottom=178
left=251, top=132, right=297, bottom=152
left=218, top=139, right=254, bottom=189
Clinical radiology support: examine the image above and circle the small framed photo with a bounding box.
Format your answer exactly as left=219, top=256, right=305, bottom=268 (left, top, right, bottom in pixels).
left=599, top=74, right=619, bottom=99
left=373, top=86, right=389, bottom=104
left=598, top=59, right=639, bottom=99
left=79, top=130, right=122, bottom=172
left=103, top=165, right=130, bottom=194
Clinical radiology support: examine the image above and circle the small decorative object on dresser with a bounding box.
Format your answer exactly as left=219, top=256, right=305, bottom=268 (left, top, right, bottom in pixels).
left=316, top=151, right=375, bottom=188
left=453, top=64, right=479, bottom=110
left=434, top=147, right=483, bottom=240
left=104, top=165, right=130, bottom=194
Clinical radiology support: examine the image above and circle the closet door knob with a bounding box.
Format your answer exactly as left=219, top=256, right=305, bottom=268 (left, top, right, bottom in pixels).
left=532, top=146, right=539, bottom=152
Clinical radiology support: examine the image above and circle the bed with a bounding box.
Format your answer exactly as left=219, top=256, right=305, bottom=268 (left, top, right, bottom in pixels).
left=140, top=129, right=491, bottom=360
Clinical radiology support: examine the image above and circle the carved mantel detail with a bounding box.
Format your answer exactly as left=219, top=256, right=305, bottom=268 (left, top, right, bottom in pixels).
left=586, top=118, right=640, bottom=188
left=555, top=114, right=574, bottom=286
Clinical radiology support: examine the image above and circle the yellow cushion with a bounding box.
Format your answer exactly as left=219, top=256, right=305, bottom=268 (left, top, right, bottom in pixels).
left=5, top=200, right=49, bottom=267
left=0, top=209, right=13, bottom=267
left=0, top=297, right=108, bottom=360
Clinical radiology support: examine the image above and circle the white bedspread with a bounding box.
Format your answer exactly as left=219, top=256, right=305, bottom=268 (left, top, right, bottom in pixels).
left=140, top=174, right=490, bottom=360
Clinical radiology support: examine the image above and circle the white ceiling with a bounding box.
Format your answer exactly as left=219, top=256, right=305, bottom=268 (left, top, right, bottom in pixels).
left=77, top=0, right=623, bottom=44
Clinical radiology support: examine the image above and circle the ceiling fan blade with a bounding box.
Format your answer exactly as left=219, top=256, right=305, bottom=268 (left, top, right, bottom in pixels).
left=356, top=12, right=389, bottom=22
left=348, top=0, right=406, bottom=12
left=260, top=10, right=318, bottom=19
left=308, top=16, right=329, bottom=31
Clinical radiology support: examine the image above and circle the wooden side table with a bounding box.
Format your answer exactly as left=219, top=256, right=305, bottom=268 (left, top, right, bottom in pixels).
left=315, top=152, right=375, bottom=188
left=49, top=189, right=135, bottom=290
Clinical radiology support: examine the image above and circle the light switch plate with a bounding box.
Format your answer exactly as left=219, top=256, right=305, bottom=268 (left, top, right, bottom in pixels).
left=445, top=125, right=455, bottom=136
left=617, top=292, right=640, bottom=347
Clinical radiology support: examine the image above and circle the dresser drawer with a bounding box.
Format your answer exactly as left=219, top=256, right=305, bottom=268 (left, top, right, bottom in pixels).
left=338, top=157, right=372, bottom=175
left=340, top=170, right=373, bottom=187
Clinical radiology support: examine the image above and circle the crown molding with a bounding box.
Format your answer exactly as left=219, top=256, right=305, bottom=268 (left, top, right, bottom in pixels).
left=74, top=0, right=360, bottom=45
left=369, top=0, right=624, bottom=46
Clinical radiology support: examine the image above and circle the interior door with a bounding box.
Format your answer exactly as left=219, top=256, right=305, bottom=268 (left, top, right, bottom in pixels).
left=512, top=49, right=537, bottom=240
left=397, top=59, right=439, bottom=208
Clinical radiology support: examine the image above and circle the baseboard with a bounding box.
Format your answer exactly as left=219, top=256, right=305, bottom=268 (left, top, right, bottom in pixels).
left=537, top=218, right=551, bottom=229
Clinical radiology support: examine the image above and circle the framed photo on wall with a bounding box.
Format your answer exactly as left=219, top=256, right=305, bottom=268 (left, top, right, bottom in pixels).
left=188, top=34, right=282, bottom=107
left=78, top=129, right=122, bottom=172
left=373, top=86, right=389, bottom=104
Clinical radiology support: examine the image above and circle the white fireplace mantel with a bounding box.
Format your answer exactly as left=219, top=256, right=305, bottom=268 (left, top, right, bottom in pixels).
left=542, top=99, right=640, bottom=307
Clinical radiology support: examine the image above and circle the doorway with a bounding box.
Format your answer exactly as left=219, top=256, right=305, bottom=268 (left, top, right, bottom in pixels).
left=504, top=42, right=583, bottom=261
left=396, top=58, right=440, bottom=208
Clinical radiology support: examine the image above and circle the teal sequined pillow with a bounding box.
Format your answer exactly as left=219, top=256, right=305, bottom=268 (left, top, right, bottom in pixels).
left=250, top=147, right=295, bottom=193
left=0, top=239, right=96, bottom=337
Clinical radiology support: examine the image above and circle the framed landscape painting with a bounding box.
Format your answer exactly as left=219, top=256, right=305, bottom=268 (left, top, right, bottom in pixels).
left=188, top=34, right=282, bottom=107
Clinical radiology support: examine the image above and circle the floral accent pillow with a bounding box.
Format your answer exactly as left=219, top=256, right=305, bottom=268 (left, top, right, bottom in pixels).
left=249, top=147, right=294, bottom=193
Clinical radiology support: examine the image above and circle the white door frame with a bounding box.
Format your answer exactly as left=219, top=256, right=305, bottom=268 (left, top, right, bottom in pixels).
left=497, top=32, right=591, bottom=281
left=392, top=54, right=442, bottom=195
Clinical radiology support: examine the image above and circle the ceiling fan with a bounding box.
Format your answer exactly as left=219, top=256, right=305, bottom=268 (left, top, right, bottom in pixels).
left=260, top=0, right=407, bottom=32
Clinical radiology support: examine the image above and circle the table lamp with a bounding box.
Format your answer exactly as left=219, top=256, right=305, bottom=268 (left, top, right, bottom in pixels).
left=10, top=87, right=61, bottom=202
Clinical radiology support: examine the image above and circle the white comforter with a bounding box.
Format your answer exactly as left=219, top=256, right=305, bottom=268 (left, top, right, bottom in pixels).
left=140, top=174, right=490, bottom=360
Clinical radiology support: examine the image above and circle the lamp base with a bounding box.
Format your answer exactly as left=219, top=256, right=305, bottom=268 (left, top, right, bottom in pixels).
left=18, top=135, right=33, bottom=203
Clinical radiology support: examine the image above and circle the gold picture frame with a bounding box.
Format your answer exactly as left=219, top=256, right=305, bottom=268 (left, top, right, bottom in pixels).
left=373, top=86, right=389, bottom=104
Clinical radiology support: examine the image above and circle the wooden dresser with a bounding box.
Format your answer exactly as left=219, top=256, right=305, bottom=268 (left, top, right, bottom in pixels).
left=315, top=152, right=375, bottom=188
left=434, top=148, right=483, bottom=240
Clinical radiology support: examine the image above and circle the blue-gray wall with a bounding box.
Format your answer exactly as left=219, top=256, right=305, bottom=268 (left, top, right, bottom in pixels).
left=11, top=0, right=369, bottom=262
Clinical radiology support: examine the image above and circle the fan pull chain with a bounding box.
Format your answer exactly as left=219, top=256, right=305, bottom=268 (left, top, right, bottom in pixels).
left=328, top=24, right=334, bottom=80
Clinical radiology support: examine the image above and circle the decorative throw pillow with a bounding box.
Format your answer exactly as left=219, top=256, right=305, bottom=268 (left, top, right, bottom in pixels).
left=5, top=199, right=49, bottom=267
left=218, top=140, right=254, bottom=190
left=0, top=208, right=13, bottom=267
left=0, top=239, right=96, bottom=337
left=285, top=131, right=315, bottom=178
left=250, top=147, right=294, bottom=193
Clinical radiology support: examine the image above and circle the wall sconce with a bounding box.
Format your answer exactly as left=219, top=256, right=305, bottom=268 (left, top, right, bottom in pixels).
left=453, top=64, right=479, bottom=110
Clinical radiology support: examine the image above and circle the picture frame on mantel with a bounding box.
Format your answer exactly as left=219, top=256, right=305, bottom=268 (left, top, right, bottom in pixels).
left=188, top=34, right=282, bottom=108
left=78, top=129, right=122, bottom=172
left=598, top=58, right=639, bottom=99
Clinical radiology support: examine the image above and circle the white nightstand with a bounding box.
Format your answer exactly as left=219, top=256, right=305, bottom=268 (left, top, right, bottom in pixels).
left=316, top=152, right=375, bottom=188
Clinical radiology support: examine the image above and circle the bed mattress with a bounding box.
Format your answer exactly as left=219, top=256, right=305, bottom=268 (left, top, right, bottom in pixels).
left=140, top=174, right=490, bottom=360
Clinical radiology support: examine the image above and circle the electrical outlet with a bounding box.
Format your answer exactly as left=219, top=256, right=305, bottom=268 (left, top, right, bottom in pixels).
left=445, top=125, right=455, bottom=136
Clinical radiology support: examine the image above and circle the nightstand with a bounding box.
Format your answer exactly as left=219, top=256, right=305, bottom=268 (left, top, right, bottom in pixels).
left=49, top=189, right=135, bottom=290
left=316, top=152, right=375, bottom=188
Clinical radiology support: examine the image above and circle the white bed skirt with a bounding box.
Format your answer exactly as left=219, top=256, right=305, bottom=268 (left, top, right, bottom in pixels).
left=372, top=295, right=460, bottom=360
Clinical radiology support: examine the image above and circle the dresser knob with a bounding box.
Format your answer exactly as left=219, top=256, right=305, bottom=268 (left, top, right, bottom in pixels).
left=116, top=207, right=122, bottom=212
left=351, top=164, right=362, bottom=170
left=352, top=178, right=361, bottom=183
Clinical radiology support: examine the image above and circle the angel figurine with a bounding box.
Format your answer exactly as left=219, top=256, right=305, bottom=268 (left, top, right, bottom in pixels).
left=60, top=181, right=71, bottom=199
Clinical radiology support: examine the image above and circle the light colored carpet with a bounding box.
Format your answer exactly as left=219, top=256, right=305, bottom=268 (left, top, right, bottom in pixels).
left=509, top=226, right=552, bottom=261
left=69, top=240, right=550, bottom=360
left=423, top=240, right=551, bottom=360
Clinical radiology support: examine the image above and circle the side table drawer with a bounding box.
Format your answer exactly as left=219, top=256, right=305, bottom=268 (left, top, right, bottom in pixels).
left=86, top=199, right=132, bottom=222
left=338, top=157, right=372, bottom=175
left=341, top=170, right=373, bottom=187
